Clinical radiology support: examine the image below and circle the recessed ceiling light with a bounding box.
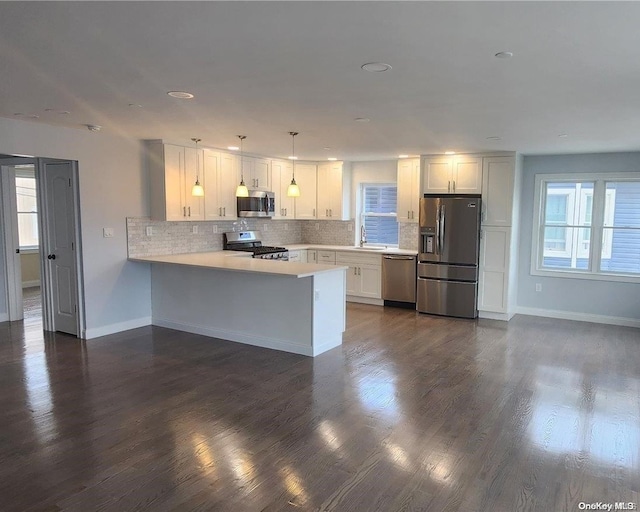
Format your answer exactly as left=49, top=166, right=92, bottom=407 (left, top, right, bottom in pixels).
left=58, top=111, right=70, bottom=115
left=13, top=113, right=24, bottom=117
left=398, top=154, right=409, bottom=159
left=167, top=91, right=194, bottom=99
left=328, top=157, right=338, bottom=161
left=361, top=62, right=392, bottom=73
left=445, top=151, right=456, bottom=155
left=354, top=117, right=370, bottom=123
left=486, top=136, right=502, bottom=141
left=558, top=134, right=568, bottom=138
left=128, top=103, right=143, bottom=108
left=288, top=156, right=299, bottom=160
left=323, top=147, right=331, bottom=150
left=27, top=114, right=39, bottom=119
left=227, top=146, right=240, bottom=151
left=44, top=108, right=55, bottom=112
left=494, top=52, right=513, bottom=59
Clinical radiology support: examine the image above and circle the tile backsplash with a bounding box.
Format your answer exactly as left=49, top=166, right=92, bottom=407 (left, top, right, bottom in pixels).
left=127, top=217, right=418, bottom=257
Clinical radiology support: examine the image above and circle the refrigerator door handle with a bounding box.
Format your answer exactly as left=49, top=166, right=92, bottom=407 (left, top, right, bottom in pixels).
left=440, top=204, right=446, bottom=254
left=435, top=205, right=441, bottom=255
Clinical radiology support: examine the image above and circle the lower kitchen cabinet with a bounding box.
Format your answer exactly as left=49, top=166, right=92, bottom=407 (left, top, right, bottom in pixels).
left=288, top=250, right=307, bottom=263
left=307, top=250, right=317, bottom=263
left=336, top=252, right=382, bottom=302
left=478, top=226, right=511, bottom=314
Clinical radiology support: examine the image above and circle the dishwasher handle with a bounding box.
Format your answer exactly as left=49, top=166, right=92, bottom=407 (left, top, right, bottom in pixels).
left=383, top=255, right=416, bottom=260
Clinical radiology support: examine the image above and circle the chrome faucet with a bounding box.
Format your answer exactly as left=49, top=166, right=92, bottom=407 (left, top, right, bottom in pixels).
left=359, top=224, right=367, bottom=247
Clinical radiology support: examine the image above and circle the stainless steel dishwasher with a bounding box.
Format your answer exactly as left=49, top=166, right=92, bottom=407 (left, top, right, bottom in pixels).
left=382, top=254, right=417, bottom=308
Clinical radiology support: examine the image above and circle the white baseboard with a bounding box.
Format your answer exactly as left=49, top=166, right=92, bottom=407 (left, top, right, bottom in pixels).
left=347, top=296, right=384, bottom=306
left=22, top=280, right=40, bottom=289
left=0, top=313, right=8, bottom=323
left=84, top=316, right=152, bottom=339
left=479, top=311, right=513, bottom=321
left=153, top=317, right=317, bottom=357
left=516, top=306, right=640, bottom=329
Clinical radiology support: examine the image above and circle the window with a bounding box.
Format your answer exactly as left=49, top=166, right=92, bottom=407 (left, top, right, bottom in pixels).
left=533, top=173, right=640, bottom=281
left=361, top=184, right=398, bottom=246
left=15, top=167, right=39, bottom=249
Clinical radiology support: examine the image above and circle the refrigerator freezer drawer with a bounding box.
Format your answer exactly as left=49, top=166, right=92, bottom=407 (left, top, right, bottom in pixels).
left=417, top=278, right=478, bottom=319
left=418, top=262, right=477, bottom=281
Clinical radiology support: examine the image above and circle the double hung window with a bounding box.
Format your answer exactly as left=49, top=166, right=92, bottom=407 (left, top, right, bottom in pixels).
left=361, top=184, right=398, bottom=246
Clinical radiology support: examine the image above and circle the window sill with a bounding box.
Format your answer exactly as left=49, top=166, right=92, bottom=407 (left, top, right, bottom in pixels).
left=531, top=267, right=640, bottom=284
left=19, top=247, right=40, bottom=254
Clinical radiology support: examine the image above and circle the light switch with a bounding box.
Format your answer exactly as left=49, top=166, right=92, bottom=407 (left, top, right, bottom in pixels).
left=103, top=227, right=114, bottom=238
left=192, top=225, right=199, bottom=234
left=212, top=225, right=218, bottom=234
left=145, top=226, right=153, bottom=236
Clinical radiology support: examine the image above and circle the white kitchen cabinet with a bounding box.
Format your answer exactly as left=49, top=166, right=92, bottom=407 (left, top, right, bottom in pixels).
left=242, top=156, right=271, bottom=190
left=288, top=250, right=307, bottom=263
left=397, top=158, right=420, bottom=223
left=148, top=142, right=205, bottom=221
left=477, top=153, right=521, bottom=321
left=203, top=149, right=239, bottom=220
left=317, top=161, right=351, bottom=220
left=478, top=227, right=510, bottom=313
left=307, top=250, right=317, bottom=263
left=481, top=156, right=515, bottom=227
left=336, top=252, right=382, bottom=301
left=271, top=159, right=295, bottom=219
left=422, top=155, right=482, bottom=194
left=293, top=163, right=318, bottom=219
left=317, top=250, right=336, bottom=264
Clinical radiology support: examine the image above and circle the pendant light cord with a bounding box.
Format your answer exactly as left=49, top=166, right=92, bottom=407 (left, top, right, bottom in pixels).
left=289, top=131, right=298, bottom=178
left=238, top=135, right=246, bottom=181
left=191, top=138, right=201, bottom=180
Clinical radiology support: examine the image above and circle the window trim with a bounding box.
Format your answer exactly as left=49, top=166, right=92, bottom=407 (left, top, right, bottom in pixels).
left=531, top=172, right=640, bottom=284
left=360, top=182, right=399, bottom=247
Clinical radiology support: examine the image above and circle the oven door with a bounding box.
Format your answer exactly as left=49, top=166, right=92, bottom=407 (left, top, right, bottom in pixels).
left=237, top=190, right=275, bottom=218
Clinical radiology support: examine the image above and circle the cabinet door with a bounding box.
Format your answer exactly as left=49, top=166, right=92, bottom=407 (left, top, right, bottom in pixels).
left=293, top=163, right=317, bottom=219
left=359, top=264, right=382, bottom=299
left=452, top=155, right=482, bottom=194
left=423, top=156, right=453, bottom=194
left=288, top=250, right=301, bottom=262
left=316, top=162, right=333, bottom=219
left=299, top=250, right=308, bottom=263
left=163, top=144, right=186, bottom=221
left=253, top=157, right=271, bottom=190
left=345, top=265, right=359, bottom=295
left=397, top=158, right=419, bottom=222
left=478, top=227, right=510, bottom=313
left=271, top=159, right=295, bottom=219
left=219, top=152, right=239, bottom=219
left=482, top=156, right=514, bottom=226
left=307, top=250, right=317, bottom=263
left=203, top=150, right=223, bottom=220
left=183, top=147, right=205, bottom=220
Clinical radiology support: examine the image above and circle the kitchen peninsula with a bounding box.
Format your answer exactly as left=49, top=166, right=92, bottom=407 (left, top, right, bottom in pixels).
left=130, top=252, right=347, bottom=357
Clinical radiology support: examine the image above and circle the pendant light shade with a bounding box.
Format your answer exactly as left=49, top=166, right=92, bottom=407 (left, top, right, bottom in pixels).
left=191, top=138, right=204, bottom=197
left=287, top=131, right=300, bottom=197
left=235, top=135, right=249, bottom=198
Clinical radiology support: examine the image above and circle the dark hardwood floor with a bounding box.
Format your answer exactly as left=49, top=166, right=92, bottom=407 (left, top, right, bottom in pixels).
left=1, top=305, right=639, bottom=511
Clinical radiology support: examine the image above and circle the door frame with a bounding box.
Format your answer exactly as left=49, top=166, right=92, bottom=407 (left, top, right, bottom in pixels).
left=0, top=157, right=85, bottom=336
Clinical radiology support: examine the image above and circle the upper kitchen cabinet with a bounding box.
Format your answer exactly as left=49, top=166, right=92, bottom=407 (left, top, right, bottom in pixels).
left=422, top=155, right=482, bottom=194
left=148, top=142, right=205, bottom=221
left=294, top=163, right=318, bottom=219
left=481, top=156, right=515, bottom=226
left=203, top=150, right=239, bottom=220
left=317, top=161, right=351, bottom=220
left=271, top=159, right=295, bottom=219
left=397, top=158, right=420, bottom=223
left=242, top=156, right=271, bottom=190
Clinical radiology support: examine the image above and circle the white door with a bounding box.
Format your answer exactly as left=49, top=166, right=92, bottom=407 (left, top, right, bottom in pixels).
left=41, top=160, right=79, bottom=335
left=0, top=165, right=24, bottom=320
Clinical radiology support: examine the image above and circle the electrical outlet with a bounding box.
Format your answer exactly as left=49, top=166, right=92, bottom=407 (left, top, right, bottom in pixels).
left=192, top=225, right=199, bottom=234
left=145, top=226, right=153, bottom=236
left=314, top=290, right=320, bottom=301
left=535, top=283, right=542, bottom=292
left=348, top=223, right=353, bottom=232
left=212, top=225, right=218, bottom=234
left=315, top=223, right=319, bottom=230
left=263, top=223, right=269, bottom=232
left=103, top=227, right=114, bottom=238
left=284, top=223, right=288, bottom=231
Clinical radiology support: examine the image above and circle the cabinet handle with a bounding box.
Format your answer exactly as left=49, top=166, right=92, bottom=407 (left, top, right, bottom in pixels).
left=357, top=267, right=361, bottom=276
left=330, top=209, right=332, bottom=217
left=453, top=180, right=456, bottom=193
left=353, top=267, right=357, bottom=275
left=256, top=178, right=259, bottom=187
left=188, top=206, right=191, bottom=217
left=448, top=180, right=451, bottom=193
left=285, top=208, right=287, bottom=216
left=183, top=206, right=186, bottom=217
left=408, top=210, right=410, bottom=219
left=223, top=207, right=226, bottom=216
left=313, top=208, right=316, bottom=217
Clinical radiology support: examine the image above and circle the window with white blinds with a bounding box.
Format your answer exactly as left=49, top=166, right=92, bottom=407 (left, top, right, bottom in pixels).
left=361, top=184, right=398, bottom=245
left=15, top=166, right=39, bottom=249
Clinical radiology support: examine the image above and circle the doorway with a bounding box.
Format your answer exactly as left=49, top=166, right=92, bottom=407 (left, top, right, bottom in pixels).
left=0, top=157, right=84, bottom=336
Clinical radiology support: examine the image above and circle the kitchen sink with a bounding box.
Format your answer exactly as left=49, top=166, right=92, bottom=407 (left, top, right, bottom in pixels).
left=352, top=246, right=386, bottom=251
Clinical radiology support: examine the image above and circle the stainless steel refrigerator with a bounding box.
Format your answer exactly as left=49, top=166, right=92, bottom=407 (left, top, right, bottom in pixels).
left=417, top=194, right=481, bottom=319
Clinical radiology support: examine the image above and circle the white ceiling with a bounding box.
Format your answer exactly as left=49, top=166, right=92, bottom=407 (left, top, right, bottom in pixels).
left=2, top=1, right=640, bottom=161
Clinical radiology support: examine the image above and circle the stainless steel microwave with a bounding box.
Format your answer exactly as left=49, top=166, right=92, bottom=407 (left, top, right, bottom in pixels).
left=237, top=190, right=275, bottom=218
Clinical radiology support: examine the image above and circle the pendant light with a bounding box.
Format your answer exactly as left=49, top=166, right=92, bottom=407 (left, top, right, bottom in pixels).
left=191, top=138, right=204, bottom=197
left=235, top=135, right=249, bottom=198
left=287, top=131, right=300, bottom=197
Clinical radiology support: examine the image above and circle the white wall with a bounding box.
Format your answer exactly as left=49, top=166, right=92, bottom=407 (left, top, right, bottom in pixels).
left=518, top=153, right=640, bottom=324
left=0, top=117, right=151, bottom=336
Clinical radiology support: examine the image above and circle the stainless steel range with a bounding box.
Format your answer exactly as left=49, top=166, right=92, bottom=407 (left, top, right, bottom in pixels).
left=223, top=231, right=289, bottom=260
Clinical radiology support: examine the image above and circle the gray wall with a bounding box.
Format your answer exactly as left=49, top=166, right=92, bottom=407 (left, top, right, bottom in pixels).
left=518, top=153, right=640, bottom=321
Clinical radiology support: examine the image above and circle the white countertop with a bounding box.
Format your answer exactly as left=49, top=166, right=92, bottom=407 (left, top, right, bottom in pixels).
left=285, top=244, right=418, bottom=256
left=129, top=251, right=347, bottom=278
